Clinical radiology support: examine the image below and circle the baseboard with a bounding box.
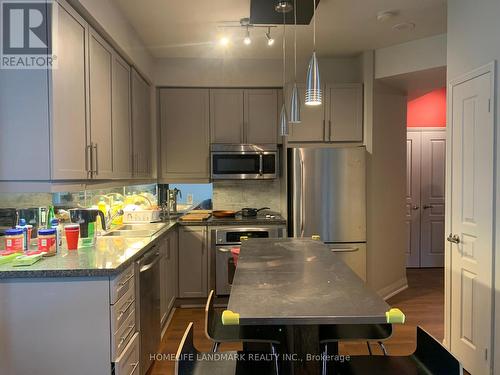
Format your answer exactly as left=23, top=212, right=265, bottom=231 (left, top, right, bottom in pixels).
left=161, top=307, right=177, bottom=339
left=377, top=277, right=408, bottom=300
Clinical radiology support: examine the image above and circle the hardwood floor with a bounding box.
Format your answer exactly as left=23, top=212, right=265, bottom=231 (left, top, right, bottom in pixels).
left=148, top=268, right=445, bottom=375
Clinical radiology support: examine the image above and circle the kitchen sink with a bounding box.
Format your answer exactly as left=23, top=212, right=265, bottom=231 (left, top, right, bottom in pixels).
left=103, top=229, right=158, bottom=237
left=117, top=223, right=166, bottom=231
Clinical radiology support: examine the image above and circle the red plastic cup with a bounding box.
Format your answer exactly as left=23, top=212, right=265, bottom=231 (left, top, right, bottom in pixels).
left=231, top=248, right=240, bottom=267
left=65, top=224, right=80, bottom=250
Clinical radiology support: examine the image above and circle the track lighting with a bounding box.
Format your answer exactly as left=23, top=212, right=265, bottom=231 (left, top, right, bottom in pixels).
left=244, top=27, right=251, bottom=45
left=265, top=27, right=275, bottom=46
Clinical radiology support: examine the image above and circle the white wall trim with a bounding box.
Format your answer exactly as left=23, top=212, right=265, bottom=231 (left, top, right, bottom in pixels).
left=377, top=276, right=409, bottom=300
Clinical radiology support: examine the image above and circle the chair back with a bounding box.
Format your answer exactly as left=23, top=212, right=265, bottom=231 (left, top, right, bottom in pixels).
left=414, top=326, right=463, bottom=374
left=204, top=290, right=217, bottom=341
left=175, top=322, right=198, bottom=375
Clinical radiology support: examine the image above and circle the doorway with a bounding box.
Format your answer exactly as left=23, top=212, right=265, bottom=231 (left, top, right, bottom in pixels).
left=406, top=129, right=446, bottom=268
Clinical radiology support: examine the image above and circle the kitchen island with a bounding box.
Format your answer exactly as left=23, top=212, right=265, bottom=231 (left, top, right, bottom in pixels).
left=0, top=221, right=177, bottom=375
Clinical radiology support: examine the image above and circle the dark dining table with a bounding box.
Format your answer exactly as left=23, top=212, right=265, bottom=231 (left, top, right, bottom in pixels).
left=225, top=238, right=391, bottom=375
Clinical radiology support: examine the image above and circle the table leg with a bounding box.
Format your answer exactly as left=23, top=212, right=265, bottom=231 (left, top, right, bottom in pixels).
left=283, top=325, right=321, bottom=375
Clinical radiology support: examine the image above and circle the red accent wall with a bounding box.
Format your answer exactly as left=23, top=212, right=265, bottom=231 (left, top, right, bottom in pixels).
left=407, top=88, right=447, bottom=127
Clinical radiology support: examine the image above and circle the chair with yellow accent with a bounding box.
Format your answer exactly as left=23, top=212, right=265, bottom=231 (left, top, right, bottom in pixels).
left=175, top=322, right=278, bottom=375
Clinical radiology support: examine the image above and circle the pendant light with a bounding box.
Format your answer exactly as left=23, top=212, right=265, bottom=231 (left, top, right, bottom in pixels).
left=289, top=0, right=301, bottom=123
left=279, top=12, right=289, bottom=136
left=305, top=0, right=321, bottom=106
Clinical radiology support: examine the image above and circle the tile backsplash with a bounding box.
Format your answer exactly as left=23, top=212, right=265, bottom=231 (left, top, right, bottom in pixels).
left=0, top=193, right=52, bottom=208
left=212, top=180, right=282, bottom=213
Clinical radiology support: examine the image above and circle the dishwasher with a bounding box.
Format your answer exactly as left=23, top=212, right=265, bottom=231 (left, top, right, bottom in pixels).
left=136, top=247, right=161, bottom=375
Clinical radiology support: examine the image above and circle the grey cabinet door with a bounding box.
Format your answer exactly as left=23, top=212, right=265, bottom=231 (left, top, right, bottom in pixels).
left=287, top=83, right=326, bottom=142
left=89, top=29, right=114, bottom=179
left=131, top=69, right=152, bottom=178
left=50, top=1, right=89, bottom=180
left=178, top=226, right=208, bottom=298
left=112, top=55, right=132, bottom=179
left=210, top=89, right=244, bottom=144
left=159, top=88, right=210, bottom=182
left=326, top=84, right=363, bottom=142
left=244, top=89, right=278, bottom=144
left=159, top=240, right=168, bottom=326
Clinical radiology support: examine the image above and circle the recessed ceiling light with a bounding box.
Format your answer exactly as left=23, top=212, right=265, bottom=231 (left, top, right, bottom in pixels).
left=377, top=10, right=399, bottom=22
left=392, top=22, right=416, bottom=31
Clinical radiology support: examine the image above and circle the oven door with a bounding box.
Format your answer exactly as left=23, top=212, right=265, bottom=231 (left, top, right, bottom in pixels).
left=211, top=152, right=278, bottom=179
left=216, top=246, right=239, bottom=295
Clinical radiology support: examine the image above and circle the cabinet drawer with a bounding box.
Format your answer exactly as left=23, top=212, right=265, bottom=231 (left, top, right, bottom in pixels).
left=112, top=306, right=136, bottom=360
left=111, top=284, right=135, bottom=334
left=111, top=264, right=135, bottom=304
left=114, top=332, right=139, bottom=375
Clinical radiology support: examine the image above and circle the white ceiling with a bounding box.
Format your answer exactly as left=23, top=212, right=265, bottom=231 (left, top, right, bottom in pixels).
left=114, top=0, right=447, bottom=59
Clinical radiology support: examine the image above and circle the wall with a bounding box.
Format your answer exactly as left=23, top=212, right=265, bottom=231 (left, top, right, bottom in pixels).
left=212, top=180, right=282, bottom=214
left=375, top=34, right=447, bottom=79
left=407, top=88, right=447, bottom=127
left=366, top=81, right=408, bottom=298
left=154, top=56, right=362, bottom=87
left=447, top=0, right=500, bottom=369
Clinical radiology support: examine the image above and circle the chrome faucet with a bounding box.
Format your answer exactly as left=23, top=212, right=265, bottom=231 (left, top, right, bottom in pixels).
left=105, top=209, right=124, bottom=231
left=167, top=188, right=182, bottom=216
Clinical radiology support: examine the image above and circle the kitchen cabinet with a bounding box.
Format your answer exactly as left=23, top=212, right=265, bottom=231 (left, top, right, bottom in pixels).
left=178, top=226, right=208, bottom=298
left=286, top=83, right=363, bottom=143
left=244, top=89, right=279, bottom=144
left=159, top=88, right=210, bottom=182
left=287, top=83, right=327, bottom=143
left=50, top=0, right=89, bottom=179
left=160, top=229, right=178, bottom=326
left=326, top=83, right=363, bottom=142
left=210, top=89, right=280, bottom=145
left=131, top=69, right=152, bottom=179
left=0, top=0, right=142, bottom=183
left=112, top=54, right=133, bottom=179
left=210, top=89, right=245, bottom=144
left=88, top=28, right=114, bottom=179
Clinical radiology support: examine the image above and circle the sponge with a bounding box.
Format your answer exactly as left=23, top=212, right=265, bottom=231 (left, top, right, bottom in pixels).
left=221, top=310, right=240, bottom=326
left=386, top=308, right=406, bottom=324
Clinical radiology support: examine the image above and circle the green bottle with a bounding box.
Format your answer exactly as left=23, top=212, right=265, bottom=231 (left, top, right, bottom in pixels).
left=47, top=206, right=55, bottom=228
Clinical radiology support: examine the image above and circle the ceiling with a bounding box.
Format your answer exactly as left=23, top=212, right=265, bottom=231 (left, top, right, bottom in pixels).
left=114, top=0, right=447, bottom=60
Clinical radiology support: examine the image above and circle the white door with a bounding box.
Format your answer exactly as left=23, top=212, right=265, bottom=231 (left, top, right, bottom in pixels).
left=420, top=131, right=446, bottom=267
left=406, top=132, right=421, bottom=267
left=449, top=66, right=494, bottom=375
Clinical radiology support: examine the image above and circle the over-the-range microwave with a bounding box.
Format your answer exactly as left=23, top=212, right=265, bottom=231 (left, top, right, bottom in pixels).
left=210, top=144, right=279, bottom=180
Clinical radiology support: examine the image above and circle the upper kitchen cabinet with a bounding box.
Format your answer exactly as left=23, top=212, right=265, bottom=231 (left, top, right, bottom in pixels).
left=111, top=54, right=133, bottom=179
left=131, top=69, right=152, bottom=179
left=286, top=83, right=363, bottom=143
left=159, top=88, right=210, bottom=183
left=88, top=29, right=114, bottom=180
left=210, top=89, right=244, bottom=144
left=287, top=83, right=327, bottom=143
left=50, top=1, right=89, bottom=180
left=210, top=89, right=280, bottom=145
left=326, top=84, right=363, bottom=142
left=244, top=89, right=279, bottom=144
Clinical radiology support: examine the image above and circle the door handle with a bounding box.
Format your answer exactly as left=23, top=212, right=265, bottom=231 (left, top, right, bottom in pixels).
left=423, top=205, right=434, bottom=209
left=447, top=233, right=460, bottom=244
left=412, top=205, right=419, bottom=210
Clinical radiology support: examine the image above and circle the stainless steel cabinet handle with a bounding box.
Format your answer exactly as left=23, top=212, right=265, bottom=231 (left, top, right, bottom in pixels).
left=329, top=119, right=332, bottom=141
left=447, top=233, right=460, bottom=244
left=119, top=324, right=135, bottom=345
left=412, top=205, right=420, bottom=210
left=423, top=205, right=434, bottom=209
left=86, top=144, right=93, bottom=177
left=130, top=362, right=139, bottom=372
left=259, top=154, right=263, bottom=176
left=93, top=143, right=98, bottom=176
left=218, top=248, right=231, bottom=253
left=331, top=247, right=359, bottom=253
left=117, top=297, right=135, bottom=321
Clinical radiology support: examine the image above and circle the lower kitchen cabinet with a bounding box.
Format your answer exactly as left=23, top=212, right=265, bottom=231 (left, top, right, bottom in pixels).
left=178, top=226, right=208, bottom=298
left=160, top=229, right=179, bottom=326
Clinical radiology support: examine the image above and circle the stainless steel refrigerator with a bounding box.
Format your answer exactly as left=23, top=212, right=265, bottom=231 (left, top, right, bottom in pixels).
left=288, top=147, right=366, bottom=245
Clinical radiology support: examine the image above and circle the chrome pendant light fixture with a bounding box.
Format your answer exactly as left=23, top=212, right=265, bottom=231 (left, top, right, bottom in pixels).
left=305, top=0, right=321, bottom=106
left=289, top=0, right=301, bottom=123
left=279, top=11, right=289, bottom=136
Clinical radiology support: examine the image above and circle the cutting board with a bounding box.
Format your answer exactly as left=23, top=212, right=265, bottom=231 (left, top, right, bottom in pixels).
left=179, top=212, right=212, bottom=221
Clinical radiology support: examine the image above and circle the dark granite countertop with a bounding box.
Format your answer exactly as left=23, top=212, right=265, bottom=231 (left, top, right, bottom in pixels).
left=0, top=221, right=177, bottom=279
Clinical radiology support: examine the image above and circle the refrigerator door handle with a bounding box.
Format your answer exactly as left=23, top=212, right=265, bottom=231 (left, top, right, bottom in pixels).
left=300, top=156, right=305, bottom=237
